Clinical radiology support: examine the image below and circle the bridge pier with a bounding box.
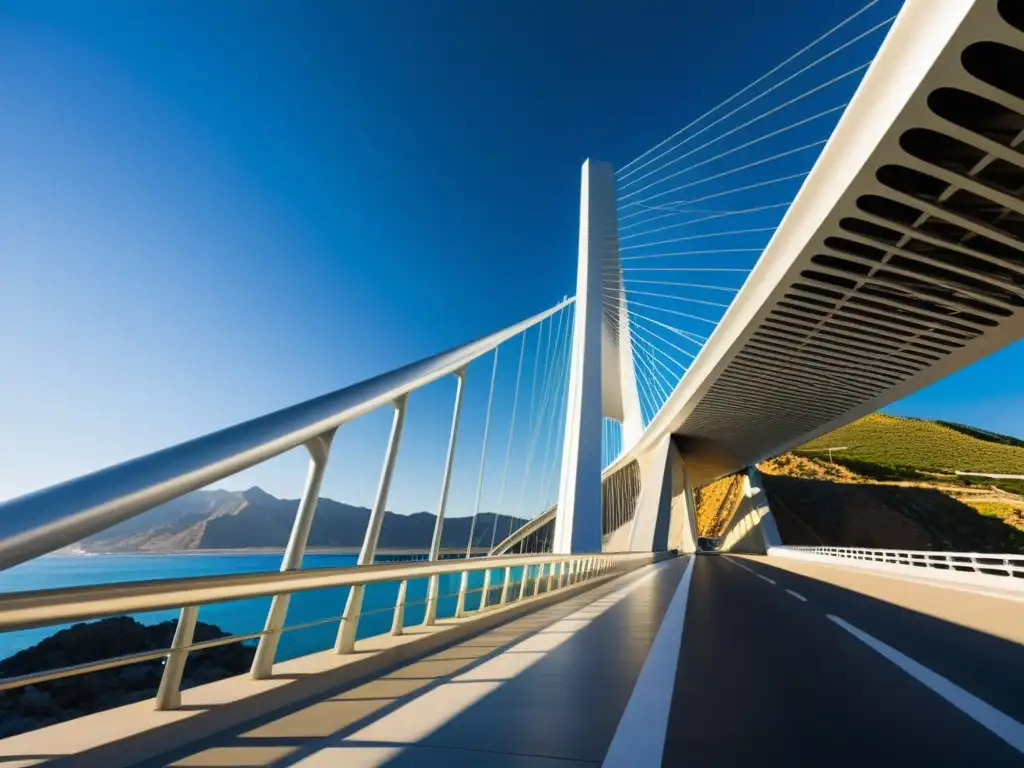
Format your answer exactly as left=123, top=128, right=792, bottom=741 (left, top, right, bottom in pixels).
left=718, top=465, right=782, bottom=554
left=626, top=435, right=698, bottom=554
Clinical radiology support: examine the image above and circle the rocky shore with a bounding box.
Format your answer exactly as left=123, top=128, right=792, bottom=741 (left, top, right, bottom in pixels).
left=0, top=617, right=254, bottom=739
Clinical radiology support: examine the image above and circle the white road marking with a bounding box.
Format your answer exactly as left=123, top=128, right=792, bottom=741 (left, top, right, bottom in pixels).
left=724, top=556, right=778, bottom=585
left=723, top=557, right=754, bottom=573
left=828, top=615, right=1024, bottom=755
left=785, top=589, right=807, bottom=602
left=603, top=557, right=695, bottom=767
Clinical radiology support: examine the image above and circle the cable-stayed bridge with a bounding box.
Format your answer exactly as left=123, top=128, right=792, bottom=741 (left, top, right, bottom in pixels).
left=2, top=1, right=1024, bottom=765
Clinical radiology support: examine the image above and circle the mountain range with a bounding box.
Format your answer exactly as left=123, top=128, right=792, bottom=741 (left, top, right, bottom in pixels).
left=75, top=487, right=528, bottom=553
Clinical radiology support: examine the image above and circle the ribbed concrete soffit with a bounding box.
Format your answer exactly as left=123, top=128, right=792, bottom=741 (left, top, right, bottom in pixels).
left=679, top=1, right=1024, bottom=473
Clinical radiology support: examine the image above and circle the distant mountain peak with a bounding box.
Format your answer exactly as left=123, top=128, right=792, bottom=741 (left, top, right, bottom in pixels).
left=242, top=486, right=277, bottom=503
left=77, top=486, right=529, bottom=553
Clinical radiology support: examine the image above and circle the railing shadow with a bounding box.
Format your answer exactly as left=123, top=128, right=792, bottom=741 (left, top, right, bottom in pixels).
left=23, top=567, right=652, bottom=767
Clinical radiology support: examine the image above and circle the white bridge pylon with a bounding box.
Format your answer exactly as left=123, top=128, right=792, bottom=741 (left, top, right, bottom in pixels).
left=553, top=159, right=698, bottom=555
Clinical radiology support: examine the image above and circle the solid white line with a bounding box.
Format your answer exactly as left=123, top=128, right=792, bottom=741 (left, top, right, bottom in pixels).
left=603, top=557, right=695, bottom=767
left=786, top=589, right=807, bottom=602
left=756, top=573, right=777, bottom=585
left=828, top=615, right=1024, bottom=754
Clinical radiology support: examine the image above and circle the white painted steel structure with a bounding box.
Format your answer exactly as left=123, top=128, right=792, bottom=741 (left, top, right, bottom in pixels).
left=605, top=0, right=1024, bottom=490
left=770, top=545, right=1024, bottom=592
left=3, top=0, right=1024, bottom=726
left=0, top=550, right=656, bottom=705
left=771, top=545, right=1024, bottom=577
left=497, top=0, right=1024, bottom=557
left=0, top=298, right=574, bottom=573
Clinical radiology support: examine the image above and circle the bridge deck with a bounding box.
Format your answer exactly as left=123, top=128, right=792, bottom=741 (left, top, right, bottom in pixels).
left=4, top=555, right=1024, bottom=766
left=138, top=559, right=688, bottom=767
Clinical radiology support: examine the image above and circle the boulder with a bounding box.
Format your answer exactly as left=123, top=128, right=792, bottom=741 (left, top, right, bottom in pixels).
left=0, top=617, right=254, bottom=739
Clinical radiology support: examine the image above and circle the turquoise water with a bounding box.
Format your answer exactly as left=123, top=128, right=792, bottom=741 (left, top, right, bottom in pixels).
left=0, top=553, right=502, bottom=664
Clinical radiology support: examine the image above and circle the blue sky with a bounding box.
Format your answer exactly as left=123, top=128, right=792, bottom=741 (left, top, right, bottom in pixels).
left=2, top=0, right=1022, bottom=520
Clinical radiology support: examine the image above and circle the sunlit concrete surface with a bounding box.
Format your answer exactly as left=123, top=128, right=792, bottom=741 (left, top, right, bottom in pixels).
left=143, top=558, right=690, bottom=767
left=0, top=561, right=663, bottom=767
left=748, top=553, right=1024, bottom=645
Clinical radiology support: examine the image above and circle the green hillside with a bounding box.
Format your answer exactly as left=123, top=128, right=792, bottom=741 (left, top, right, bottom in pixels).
left=937, top=421, right=1024, bottom=449
left=799, top=413, right=1024, bottom=475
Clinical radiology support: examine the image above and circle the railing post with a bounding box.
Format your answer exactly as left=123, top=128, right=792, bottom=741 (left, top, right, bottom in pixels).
left=480, top=569, right=493, bottom=612
left=518, top=565, right=530, bottom=601
left=336, top=396, right=408, bottom=654
left=391, top=580, right=408, bottom=636
left=547, top=562, right=557, bottom=592
left=425, top=371, right=466, bottom=626
left=499, top=566, right=512, bottom=605
left=533, top=563, right=544, bottom=596
left=251, top=430, right=335, bottom=679
left=455, top=570, right=469, bottom=618
left=560, top=560, right=569, bottom=587
left=155, top=605, right=199, bottom=711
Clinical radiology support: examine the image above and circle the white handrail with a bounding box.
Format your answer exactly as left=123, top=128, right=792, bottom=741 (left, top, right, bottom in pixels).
left=0, top=550, right=661, bottom=704
left=0, top=298, right=573, bottom=572
left=0, top=550, right=623, bottom=632
left=771, top=545, right=1024, bottom=579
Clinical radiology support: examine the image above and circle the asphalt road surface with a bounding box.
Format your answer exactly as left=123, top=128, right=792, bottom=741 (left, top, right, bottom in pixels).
left=663, top=555, right=1024, bottom=766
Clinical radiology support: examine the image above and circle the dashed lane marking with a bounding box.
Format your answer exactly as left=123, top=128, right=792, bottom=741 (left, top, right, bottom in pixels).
left=828, top=615, right=1024, bottom=755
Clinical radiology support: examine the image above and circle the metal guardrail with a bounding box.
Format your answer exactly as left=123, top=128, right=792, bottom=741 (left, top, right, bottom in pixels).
left=0, top=295, right=600, bottom=718
left=0, top=550, right=656, bottom=707
left=773, top=546, right=1024, bottom=580
left=0, top=299, right=573, bottom=572
left=490, top=503, right=556, bottom=556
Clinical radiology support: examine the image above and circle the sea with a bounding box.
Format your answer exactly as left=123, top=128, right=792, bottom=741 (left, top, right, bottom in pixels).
left=0, top=553, right=495, bottom=664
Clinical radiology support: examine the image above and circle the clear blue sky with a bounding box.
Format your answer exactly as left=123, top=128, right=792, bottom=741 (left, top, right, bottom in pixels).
left=2, top=0, right=1021, bottom=518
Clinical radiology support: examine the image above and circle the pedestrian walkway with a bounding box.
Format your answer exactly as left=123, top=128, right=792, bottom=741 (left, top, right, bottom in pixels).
left=143, top=557, right=692, bottom=767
